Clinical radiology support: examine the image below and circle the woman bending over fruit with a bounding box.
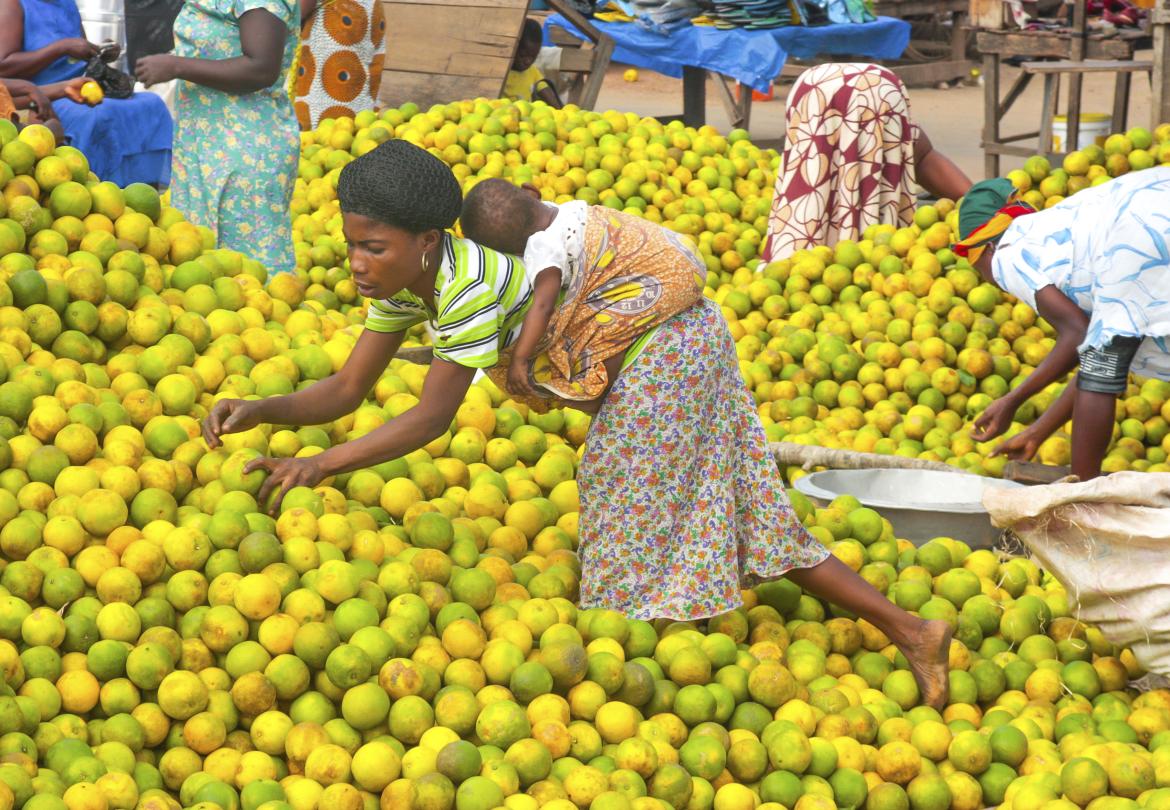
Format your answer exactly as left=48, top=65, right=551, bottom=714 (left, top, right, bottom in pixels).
left=960, top=168, right=1170, bottom=480
left=763, top=62, right=972, bottom=262
left=203, top=139, right=954, bottom=709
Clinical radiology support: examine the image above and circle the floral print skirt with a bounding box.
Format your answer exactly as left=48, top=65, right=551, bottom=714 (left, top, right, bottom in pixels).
left=577, top=298, right=829, bottom=621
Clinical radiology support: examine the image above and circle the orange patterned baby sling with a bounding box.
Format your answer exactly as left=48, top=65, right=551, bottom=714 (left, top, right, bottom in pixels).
left=487, top=206, right=706, bottom=403
left=0, top=85, right=16, bottom=124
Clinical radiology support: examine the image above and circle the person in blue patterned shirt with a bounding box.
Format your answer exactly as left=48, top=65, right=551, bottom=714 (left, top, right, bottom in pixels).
left=958, top=169, right=1170, bottom=479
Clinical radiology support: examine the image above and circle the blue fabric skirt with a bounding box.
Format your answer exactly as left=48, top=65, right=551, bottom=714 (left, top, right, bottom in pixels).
left=52, top=93, right=174, bottom=187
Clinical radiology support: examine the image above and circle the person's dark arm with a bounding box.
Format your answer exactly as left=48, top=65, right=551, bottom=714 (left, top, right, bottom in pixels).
left=512, top=269, right=560, bottom=362
left=508, top=268, right=560, bottom=396
left=2, top=78, right=57, bottom=115
left=135, top=8, right=287, bottom=93
left=973, top=285, right=1088, bottom=442
left=534, top=83, right=561, bottom=109
left=247, top=357, right=476, bottom=512
left=914, top=128, right=973, bottom=202
left=991, top=378, right=1076, bottom=461
left=203, top=327, right=404, bottom=448
left=38, top=77, right=88, bottom=103
left=0, top=0, right=99, bottom=78
left=1070, top=388, right=1116, bottom=480
left=300, top=0, right=318, bottom=27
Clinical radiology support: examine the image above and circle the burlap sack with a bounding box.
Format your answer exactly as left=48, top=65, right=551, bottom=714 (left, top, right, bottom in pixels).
left=983, top=472, right=1170, bottom=679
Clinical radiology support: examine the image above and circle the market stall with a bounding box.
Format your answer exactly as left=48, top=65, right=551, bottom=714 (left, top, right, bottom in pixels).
left=869, top=0, right=975, bottom=86
left=543, top=13, right=910, bottom=128
left=971, top=0, right=1152, bottom=176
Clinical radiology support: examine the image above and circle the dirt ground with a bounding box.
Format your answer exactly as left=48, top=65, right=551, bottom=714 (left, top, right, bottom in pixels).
left=588, top=52, right=1155, bottom=182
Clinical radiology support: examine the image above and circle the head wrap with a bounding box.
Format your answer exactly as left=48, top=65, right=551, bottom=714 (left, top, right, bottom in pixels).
left=337, top=139, right=462, bottom=233
left=954, top=177, right=1037, bottom=264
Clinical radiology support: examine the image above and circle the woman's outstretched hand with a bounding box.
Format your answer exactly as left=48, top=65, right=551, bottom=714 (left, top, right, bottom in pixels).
left=59, top=38, right=100, bottom=61
left=247, top=455, right=325, bottom=515
left=507, top=356, right=539, bottom=400
left=991, top=425, right=1044, bottom=462
left=971, top=396, right=1017, bottom=443
left=135, top=54, right=178, bottom=86
left=202, top=398, right=266, bottom=449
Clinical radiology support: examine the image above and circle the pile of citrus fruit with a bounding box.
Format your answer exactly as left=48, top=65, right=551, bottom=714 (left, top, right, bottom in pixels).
left=0, top=107, right=1167, bottom=810
left=291, top=101, right=1170, bottom=479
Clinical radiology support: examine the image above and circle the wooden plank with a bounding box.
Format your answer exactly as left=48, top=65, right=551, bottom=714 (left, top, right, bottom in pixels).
left=887, top=60, right=975, bottom=87
left=976, top=30, right=1135, bottom=59
left=1066, top=0, right=1087, bottom=151
left=385, top=7, right=527, bottom=74
left=874, top=0, right=967, bottom=15
left=969, top=0, right=1003, bottom=30
left=547, top=0, right=605, bottom=44
left=1002, top=461, right=1073, bottom=485
left=378, top=0, right=527, bottom=109
left=982, top=143, right=1042, bottom=157
left=1000, top=130, right=1041, bottom=142
left=558, top=48, right=596, bottom=73
left=1039, top=73, right=1058, bottom=153
left=1153, top=13, right=1170, bottom=126
left=379, top=70, right=508, bottom=107
left=997, top=71, right=1032, bottom=118
left=1113, top=70, right=1133, bottom=132
left=1021, top=59, right=1153, bottom=74
left=576, top=32, right=612, bottom=110
left=537, top=0, right=613, bottom=110
left=549, top=28, right=584, bottom=46
left=982, top=52, right=1000, bottom=177
left=950, top=10, right=970, bottom=61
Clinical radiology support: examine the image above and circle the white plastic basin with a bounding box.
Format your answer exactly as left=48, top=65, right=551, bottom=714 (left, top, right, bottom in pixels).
left=793, top=468, right=1026, bottom=549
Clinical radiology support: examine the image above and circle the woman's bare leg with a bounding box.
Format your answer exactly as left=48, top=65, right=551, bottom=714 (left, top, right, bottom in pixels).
left=786, top=555, right=952, bottom=710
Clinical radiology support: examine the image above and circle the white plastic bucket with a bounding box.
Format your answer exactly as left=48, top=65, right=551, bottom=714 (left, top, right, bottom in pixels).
left=1052, top=113, right=1112, bottom=153
left=79, top=0, right=128, bottom=71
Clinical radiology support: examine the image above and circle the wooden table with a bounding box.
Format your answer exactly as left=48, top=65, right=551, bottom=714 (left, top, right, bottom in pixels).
left=869, top=0, right=976, bottom=86
left=544, top=14, right=910, bottom=129
left=977, top=25, right=1150, bottom=176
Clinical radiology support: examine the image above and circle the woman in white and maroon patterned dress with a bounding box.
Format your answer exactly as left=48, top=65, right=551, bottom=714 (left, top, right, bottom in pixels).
left=763, top=62, right=972, bottom=262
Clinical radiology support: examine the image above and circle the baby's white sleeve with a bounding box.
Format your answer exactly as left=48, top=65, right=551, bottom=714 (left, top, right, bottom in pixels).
left=522, top=228, right=570, bottom=286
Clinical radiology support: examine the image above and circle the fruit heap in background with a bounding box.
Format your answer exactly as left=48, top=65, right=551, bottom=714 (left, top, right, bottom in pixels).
left=0, top=111, right=1167, bottom=810
left=294, top=103, right=1170, bottom=479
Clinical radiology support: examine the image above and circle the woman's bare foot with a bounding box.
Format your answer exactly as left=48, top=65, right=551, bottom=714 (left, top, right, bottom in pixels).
left=899, top=619, right=953, bottom=711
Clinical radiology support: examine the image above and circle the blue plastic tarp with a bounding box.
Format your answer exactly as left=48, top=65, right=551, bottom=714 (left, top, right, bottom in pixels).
left=544, top=14, right=910, bottom=93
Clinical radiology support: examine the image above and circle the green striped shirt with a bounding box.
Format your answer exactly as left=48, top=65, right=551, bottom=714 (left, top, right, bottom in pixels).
left=364, top=235, right=532, bottom=368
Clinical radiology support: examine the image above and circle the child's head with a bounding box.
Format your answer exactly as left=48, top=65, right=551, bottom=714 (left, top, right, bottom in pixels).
left=461, top=179, right=542, bottom=257
left=513, top=18, right=543, bottom=72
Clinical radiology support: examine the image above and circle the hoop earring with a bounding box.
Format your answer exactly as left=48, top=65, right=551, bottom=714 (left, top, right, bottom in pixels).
left=421, top=251, right=431, bottom=276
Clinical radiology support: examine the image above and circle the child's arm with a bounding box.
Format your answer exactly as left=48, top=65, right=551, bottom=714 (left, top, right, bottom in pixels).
left=248, top=357, right=477, bottom=512
left=202, top=327, right=404, bottom=448
left=508, top=267, right=561, bottom=394
left=569, top=354, right=625, bottom=415
left=534, top=82, right=562, bottom=109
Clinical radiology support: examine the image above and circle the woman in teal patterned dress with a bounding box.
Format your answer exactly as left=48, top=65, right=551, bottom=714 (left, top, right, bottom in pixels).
left=135, top=0, right=300, bottom=274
